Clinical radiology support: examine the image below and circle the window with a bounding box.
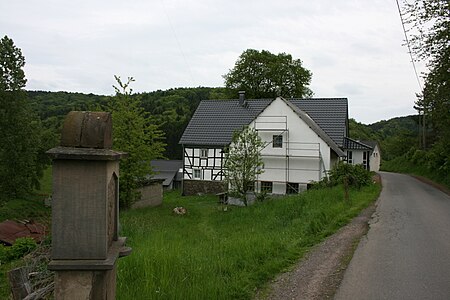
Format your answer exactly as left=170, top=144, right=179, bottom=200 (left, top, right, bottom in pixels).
left=286, top=182, right=299, bottom=194
left=347, top=151, right=353, bottom=164
left=193, top=169, right=201, bottom=179
left=246, top=181, right=255, bottom=192
left=261, top=181, right=273, bottom=193
left=273, top=135, right=283, bottom=148
left=363, top=151, right=369, bottom=170
left=200, top=148, right=208, bottom=158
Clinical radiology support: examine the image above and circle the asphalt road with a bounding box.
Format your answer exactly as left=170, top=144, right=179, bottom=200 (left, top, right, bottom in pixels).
left=334, top=172, right=450, bottom=300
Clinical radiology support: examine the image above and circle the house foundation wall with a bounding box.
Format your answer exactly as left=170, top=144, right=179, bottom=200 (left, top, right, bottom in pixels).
left=183, top=179, right=226, bottom=196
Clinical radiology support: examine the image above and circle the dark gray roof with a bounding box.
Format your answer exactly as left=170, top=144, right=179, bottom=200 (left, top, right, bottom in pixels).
left=360, top=140, right=378, bottom=149
left=179, top=99, right=273, bottom=146
left=151, top=159, right=182, bottom=172
left=283, top=99, right=345, bottom=157
left=179, top=98, right=348, bottom=152
left=150, top=160, right=182, bottom=186
left=343, top=137, right=372, bottom=150
left=290, top=98, right=348, bottom=147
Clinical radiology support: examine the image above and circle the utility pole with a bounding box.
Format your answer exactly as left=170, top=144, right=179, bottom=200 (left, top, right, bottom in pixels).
left=422, top=109, right=426, bottom=149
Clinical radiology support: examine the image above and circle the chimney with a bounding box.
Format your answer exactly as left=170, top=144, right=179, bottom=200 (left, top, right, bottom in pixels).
left=239, top=91, right=246, bottom=107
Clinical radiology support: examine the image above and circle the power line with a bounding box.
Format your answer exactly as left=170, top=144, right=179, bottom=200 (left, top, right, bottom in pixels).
left=395, top=0, right=423, bottom=92
left=160, top=0, right=196, bottom=87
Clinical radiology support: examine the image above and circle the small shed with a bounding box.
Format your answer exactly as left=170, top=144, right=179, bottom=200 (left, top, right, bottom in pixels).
left=133, top=178, right=165, bottom=209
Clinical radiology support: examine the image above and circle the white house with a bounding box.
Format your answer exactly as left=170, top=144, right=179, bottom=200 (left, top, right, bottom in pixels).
left=179, top=94, right=349, bottom=196
left=343, top=138, right=381, bottom=172
left=344, top=137, right=381, bottom=172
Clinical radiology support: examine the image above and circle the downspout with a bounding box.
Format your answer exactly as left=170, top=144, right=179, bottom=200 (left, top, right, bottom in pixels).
left=181, top=144, right=185, bottom=196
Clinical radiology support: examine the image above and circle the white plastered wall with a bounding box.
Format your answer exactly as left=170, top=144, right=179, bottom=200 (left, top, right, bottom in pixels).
left=250, top=98, right=332, bottom=194
left=370, top=145, right=381, bottom=172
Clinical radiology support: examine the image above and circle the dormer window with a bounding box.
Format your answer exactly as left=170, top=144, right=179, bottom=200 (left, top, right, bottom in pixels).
left=273, top=135, right=283, bottom=148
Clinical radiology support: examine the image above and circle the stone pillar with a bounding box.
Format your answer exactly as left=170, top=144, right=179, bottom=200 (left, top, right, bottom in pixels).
left=47, top=111, right=131, bottom=300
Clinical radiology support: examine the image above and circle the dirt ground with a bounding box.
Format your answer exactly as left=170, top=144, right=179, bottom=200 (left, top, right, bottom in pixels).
left=255, top=197, right=378, bottom=300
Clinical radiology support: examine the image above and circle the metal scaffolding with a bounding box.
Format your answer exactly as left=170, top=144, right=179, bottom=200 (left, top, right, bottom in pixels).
left=254, top=116, right=326, bottom=192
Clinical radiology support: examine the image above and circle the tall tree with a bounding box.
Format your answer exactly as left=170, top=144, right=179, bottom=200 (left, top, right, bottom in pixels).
left=108, top=76, right=166, bottom=208
left=0, top=36, right=43, bottom=200
left=223, top=49, right=313, bottom=99
left=225, top=126, right=264, bottom=206
left=402, top=0, right=449, bottom=172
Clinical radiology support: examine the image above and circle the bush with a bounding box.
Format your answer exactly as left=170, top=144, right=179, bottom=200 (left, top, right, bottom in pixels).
left=311, top=162, right=372, bottom=190
left=0, top=237, right=37, bottom=263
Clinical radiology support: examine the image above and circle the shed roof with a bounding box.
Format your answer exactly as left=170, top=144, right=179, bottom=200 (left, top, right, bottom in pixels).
left=360, top=140, right=379, bottom=150
left=150, top=160, right=182, bottom=186
left=179, top=97, right=348, bottom=149
left=0, top=220, right=46, bottom=245
left=343, top=137, right=373, bottom=150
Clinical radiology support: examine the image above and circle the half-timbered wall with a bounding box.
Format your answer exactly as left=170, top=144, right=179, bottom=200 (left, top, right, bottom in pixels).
left=183, top=147, right=226, bottom=181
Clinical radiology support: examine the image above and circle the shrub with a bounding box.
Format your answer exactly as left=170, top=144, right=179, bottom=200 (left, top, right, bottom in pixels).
left=311, top=162, right=372, bottom=190
left=0, top=237, right=37, bottom=263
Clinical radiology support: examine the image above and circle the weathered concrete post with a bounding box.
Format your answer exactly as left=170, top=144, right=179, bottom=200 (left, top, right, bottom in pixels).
left=47, top=111, right=131, bottom=299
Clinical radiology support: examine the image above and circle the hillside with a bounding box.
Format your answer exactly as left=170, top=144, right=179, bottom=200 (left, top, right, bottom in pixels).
left=350, top=115, right=420, bottom=161
left=27, top=88, right=230, bottom=159
left=28, top=89, right=418, bottom=161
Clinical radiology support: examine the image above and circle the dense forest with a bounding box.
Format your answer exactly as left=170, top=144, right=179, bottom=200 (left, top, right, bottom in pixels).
left=27, top=88, right=232, bottom=159
left=350, top=115, right=420, bottom=161
left=28, top=88, right=420, bottom=163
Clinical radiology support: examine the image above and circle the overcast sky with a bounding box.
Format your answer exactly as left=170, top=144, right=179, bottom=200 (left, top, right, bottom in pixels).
left=1, top=0, right=425, bottom=124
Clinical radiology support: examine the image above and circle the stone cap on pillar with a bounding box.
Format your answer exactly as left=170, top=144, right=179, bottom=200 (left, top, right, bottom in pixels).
left=61, top=111, right=112, bottom=149
left=46, top=111, right=127, bottom=160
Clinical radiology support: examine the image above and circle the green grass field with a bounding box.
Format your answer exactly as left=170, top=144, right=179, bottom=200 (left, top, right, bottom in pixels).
left=117, top=184, right=380, bottom=299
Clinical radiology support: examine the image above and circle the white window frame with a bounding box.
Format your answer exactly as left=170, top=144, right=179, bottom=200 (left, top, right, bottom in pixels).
left=193, top=169, right=201, bottom=179
left=347, top=151, right=353, bottom=164
left=200, top=148, right=208, bottom=158
left=363, top=151, right=369, bottom=170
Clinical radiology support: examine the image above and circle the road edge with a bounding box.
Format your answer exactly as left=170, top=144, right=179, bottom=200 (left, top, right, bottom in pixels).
left=255, top=182, right=381, bottom=300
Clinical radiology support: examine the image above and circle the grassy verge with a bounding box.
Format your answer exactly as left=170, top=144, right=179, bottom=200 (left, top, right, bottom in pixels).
left=0, top=196, right=51, bottom=224
left=117, top=183, right=380, bottom=299
left=382, top=157, right=450, bottom=189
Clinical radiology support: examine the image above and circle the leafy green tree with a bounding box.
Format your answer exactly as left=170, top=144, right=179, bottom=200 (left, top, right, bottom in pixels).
left=223, top=49, right=313, bottom=99
left=349, top=118, right=376, bottom=141
left=108, top=76, right=166, bottom=208
left=0, top=36, right=43, bottom=200
left=0, top=36, right=26, bottom=91
left=402, top=0, right=449, bottom=174
left=225, top=126, right=264, bottom=206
